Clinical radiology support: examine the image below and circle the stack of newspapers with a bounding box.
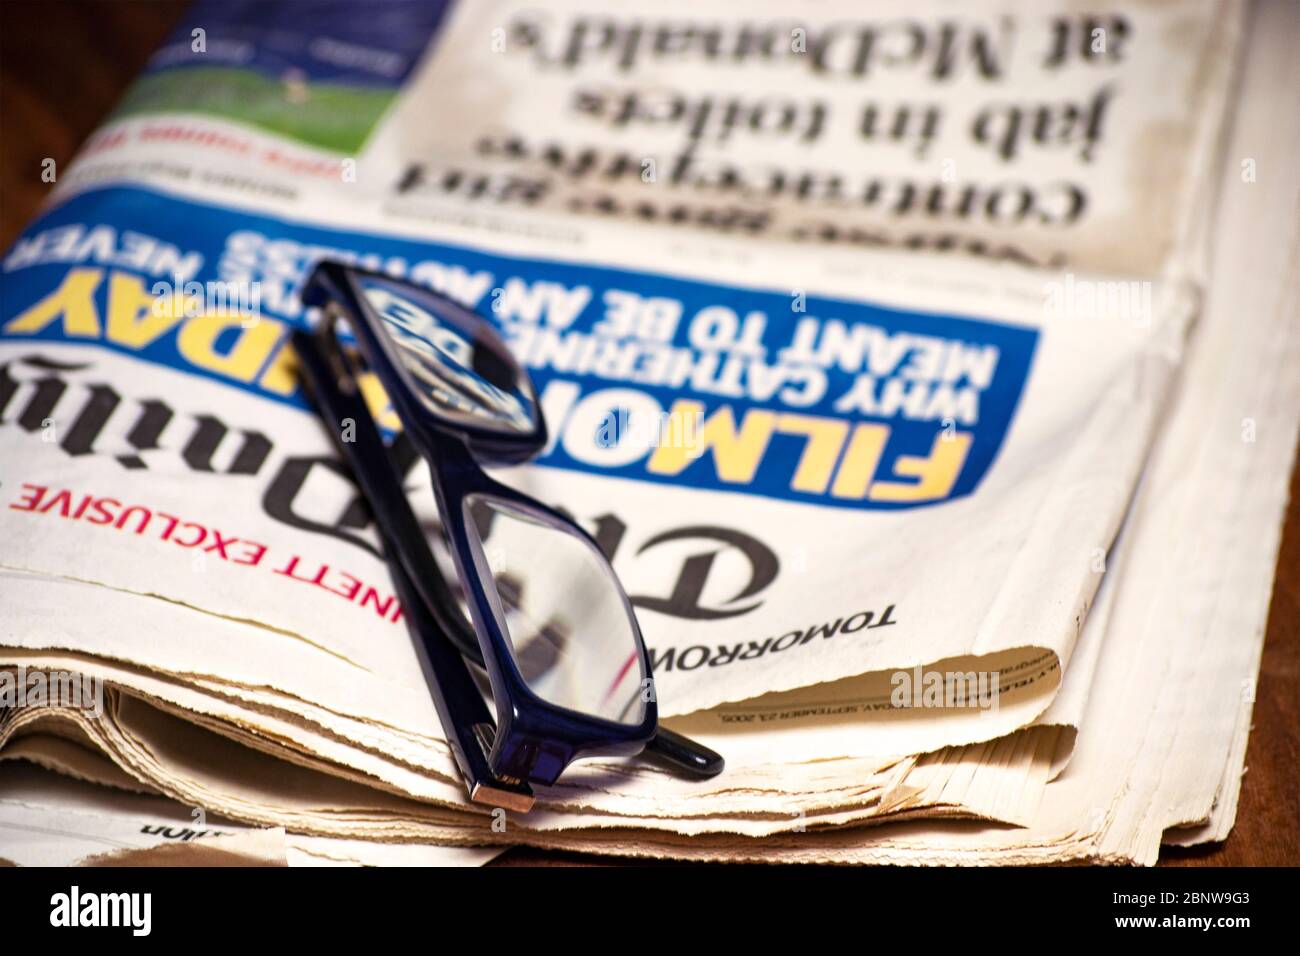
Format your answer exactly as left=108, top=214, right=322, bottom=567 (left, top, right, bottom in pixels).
left=2, top=0, right=1297, bottom=866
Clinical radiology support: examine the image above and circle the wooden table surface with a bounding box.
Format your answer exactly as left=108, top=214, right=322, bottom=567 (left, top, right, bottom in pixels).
left=1, top=0, right=1295, bottom=867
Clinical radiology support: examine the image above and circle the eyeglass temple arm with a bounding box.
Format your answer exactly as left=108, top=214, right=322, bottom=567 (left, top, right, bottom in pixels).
left=292, top=328, right=534, bottom=810
left=293, top=323, right=723, bottom=780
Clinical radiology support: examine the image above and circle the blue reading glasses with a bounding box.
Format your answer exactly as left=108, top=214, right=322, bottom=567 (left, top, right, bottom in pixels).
left=291, top=262, right=723, bottom=812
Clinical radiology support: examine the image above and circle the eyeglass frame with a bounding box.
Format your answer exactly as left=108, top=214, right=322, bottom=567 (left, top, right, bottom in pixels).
left=291, top=261, right=723, bottom=812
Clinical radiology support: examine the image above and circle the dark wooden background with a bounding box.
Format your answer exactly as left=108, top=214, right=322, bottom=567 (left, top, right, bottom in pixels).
left=1, top=0, right=1294, bottom=867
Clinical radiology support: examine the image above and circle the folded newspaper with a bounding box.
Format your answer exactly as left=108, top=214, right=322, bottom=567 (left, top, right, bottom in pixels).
left=1, top=0, right=1295, bottom=865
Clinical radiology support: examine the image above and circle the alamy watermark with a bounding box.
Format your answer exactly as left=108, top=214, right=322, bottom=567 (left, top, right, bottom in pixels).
left=0, top=666, right=104, bottom=719
left=594, top=406, right=704, bottom=454
left=150, top=278, right=262, bottom=326
left=50, top=886, right=151, bottom=936
left=1043, top=272, right=1152, bottom=327
left=889, top=665, right=1000, bottom=711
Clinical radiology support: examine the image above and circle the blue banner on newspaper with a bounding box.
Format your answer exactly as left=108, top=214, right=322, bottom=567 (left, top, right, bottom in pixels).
left=1, top=186, right=1037, bottom=510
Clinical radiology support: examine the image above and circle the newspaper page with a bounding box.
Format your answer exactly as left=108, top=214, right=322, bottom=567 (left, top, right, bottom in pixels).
left=0, top=0, right=1242, bottom=769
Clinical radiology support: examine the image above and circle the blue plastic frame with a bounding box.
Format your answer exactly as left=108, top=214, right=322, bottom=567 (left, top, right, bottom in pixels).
left=295, top=261, right=720, bottom=805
